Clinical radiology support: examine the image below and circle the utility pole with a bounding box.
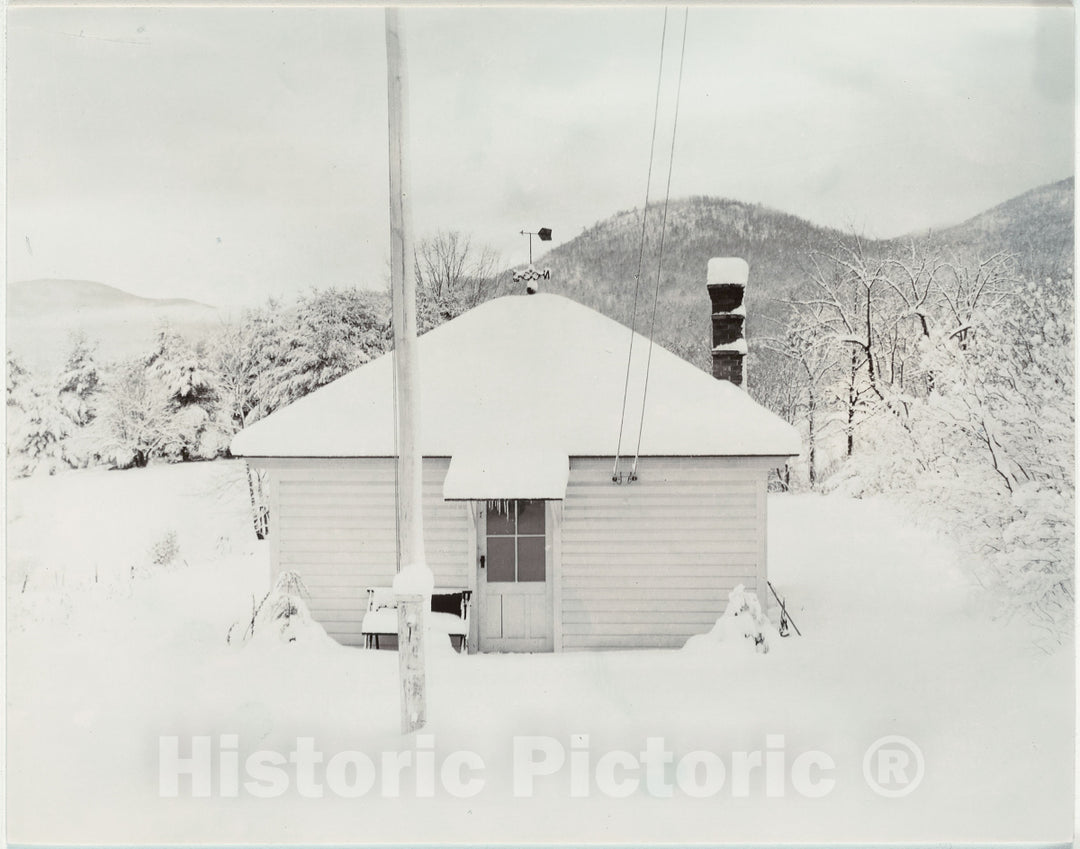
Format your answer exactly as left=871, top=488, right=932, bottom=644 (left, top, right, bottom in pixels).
left=385, top=6, right=430, bottom=735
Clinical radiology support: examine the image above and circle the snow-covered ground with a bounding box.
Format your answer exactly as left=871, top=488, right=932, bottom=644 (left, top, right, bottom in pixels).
left=6, top=461, right=1073, bottom=843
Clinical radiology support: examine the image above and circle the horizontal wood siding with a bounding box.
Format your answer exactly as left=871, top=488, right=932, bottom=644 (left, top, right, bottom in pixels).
left=267, top=458, right=470, bottom=646
left=559, top=457, right=767, bottom=651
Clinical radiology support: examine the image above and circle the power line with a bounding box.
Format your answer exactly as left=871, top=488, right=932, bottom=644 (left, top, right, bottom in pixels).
left=631, top=7, right=689, bottom=481
left=612, top=8, right=670, bottom=484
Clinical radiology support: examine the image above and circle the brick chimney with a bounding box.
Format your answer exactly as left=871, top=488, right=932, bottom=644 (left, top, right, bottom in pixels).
left=707, top=257, right=748, bottom=388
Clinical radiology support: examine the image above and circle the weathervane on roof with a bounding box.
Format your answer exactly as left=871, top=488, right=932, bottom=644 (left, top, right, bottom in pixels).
left=513, top=227, right=553, bottom=294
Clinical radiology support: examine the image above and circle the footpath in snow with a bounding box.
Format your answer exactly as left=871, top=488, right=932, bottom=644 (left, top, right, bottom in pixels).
left=5, top=461, right=1073, bottom=843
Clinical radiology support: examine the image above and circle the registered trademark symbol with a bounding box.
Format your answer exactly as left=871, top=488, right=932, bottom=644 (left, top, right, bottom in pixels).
left=863, top=735, right=925, bottom=798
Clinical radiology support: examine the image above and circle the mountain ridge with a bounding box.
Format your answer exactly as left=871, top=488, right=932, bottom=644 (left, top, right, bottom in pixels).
left=7, top=176, right=1072, bottom=374
left=910, top=176, right=1074, bottom=280
left=518, top=176, right=1072, bottom=368
left=7, top=279, right=222, bottom=373
left=8, top=278, right=217, bottom=312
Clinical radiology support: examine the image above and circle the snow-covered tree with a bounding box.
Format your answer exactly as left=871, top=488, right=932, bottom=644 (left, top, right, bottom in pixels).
left=211, top=316, right=264, bottom=433
left=756, top=321, right=841, bottom=489
left=839, top=274, right=1073, bottom=638
left=933, top=251, right=1016, bottom=350
left=144, top=324, right=228, bottom=461
left=7, top=359, right=70, bottom=478
left=146, top=324, right=216, bottom=406
left=225, top=301, right=291, bottom=426
left=253, top=288, right=390, bottom=418
left=789, top=243, right=890, bottom=456
left=97, top=358, right=174, bottom=469
left=7, top=349, right=29, bottom=403
left=55, top=333, right=105, bottom=468
left=56, top=333, right=101, bottom=426
left=414, top=231, right=502, bottom=331
left=930, top=278, right=1072, bottom=629
left=774, top=235, right=1072, bottom=638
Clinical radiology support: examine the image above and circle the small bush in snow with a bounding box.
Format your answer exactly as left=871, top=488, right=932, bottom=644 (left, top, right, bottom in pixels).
left=722, top=586, right=773, bottom=653
left=684, top=584, right=776, bottom=655
left=149, top=531, right=180, bottom=567
left=229, top=570, right=328, bottom=646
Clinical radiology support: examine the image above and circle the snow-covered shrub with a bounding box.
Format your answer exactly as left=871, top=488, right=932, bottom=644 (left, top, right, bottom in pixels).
left=684, top=584, right=778, bottom=655
left=228, top=570, right=330, bottom=646
left=984, top=483, right=1074, bottom=630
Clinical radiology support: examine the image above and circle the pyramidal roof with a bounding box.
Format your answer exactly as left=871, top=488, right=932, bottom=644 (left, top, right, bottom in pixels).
left=230, top=293, right=801, bottom=459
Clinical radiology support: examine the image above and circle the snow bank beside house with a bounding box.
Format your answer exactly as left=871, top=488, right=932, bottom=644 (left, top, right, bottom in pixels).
left=5, top=463, right=1073, bottom=844
left=7, top=460, right=253, bottom=595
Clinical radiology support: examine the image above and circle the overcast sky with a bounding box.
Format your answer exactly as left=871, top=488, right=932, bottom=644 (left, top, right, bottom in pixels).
left=6, top=4, right=1074, bottom=307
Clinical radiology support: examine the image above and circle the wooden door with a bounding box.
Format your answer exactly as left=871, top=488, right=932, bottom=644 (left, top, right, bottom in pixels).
left=478, top=500, right=553, bottom=652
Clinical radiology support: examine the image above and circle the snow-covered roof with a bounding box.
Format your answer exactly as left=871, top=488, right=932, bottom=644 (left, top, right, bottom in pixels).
left=230, top=293, right=801, bottom=459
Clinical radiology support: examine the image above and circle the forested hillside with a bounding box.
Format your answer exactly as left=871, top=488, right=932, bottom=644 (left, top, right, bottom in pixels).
left=521, top=177, right=1073, bottom=370
left=909, top=177, right=1074, bottom=282
left=520, top=198, right=849, bottom=370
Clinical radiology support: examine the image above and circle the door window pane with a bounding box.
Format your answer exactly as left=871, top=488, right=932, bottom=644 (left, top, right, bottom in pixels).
left=517, top=536, right=546, bottom=582
left=485, top=502, right=515, bottom=536
left=486, top=537, right=516, bottom=582
left=517, top=499, right=545, bottom=535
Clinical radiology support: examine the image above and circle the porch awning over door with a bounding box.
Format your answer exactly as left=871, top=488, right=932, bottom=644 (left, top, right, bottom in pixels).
left=442, top=446, right=569, bottom=501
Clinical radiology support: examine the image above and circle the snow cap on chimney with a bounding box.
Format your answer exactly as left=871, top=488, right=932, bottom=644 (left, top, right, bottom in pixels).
left=707, top=257, right=749, bottom=286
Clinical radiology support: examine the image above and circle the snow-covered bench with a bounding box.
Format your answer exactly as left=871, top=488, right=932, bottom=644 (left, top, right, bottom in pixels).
left=361, top=587, right=472, bottom=653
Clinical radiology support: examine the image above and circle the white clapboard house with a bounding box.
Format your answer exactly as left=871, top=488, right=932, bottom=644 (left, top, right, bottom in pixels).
left=230, top=258, right=800, bottom=652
